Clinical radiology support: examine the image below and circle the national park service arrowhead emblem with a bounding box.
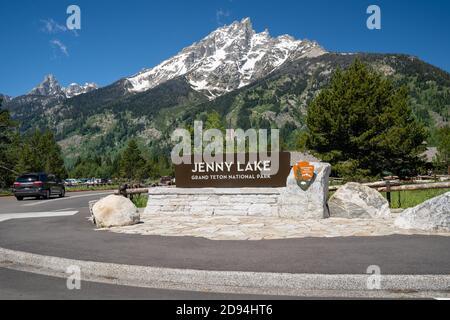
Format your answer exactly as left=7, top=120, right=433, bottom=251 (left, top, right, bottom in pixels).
left=294, top=161, right=317, bottom=191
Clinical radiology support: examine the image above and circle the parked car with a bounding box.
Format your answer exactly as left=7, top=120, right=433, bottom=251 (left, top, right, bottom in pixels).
left=64, top=179, right=79, bottom=187
left=13, top=173, right=65, bottom=201
left=159, top=176, right=175, bottom=186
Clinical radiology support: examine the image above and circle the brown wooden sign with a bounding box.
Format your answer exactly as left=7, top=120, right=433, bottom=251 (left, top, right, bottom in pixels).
left=175, top=152, right=291, bottom=188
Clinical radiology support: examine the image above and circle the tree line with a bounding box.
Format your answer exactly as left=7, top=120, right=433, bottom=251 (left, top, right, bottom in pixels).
left=0, top=97, right=173, bottom=188
left=68, top=140, right=173, bottom=183
left=0, top=103, right=69, bottom=188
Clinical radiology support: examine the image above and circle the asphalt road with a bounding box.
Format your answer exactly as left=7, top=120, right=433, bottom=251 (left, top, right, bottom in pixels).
left=0, top=191, right=114, bottom=215
left=0, top=267, right=295, bottom=300
left=0, top=192, right=449, bottom=276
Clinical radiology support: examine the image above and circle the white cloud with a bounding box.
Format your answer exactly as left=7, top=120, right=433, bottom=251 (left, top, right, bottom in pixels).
left=41, top=19, right=67, bottom=34
left=50, top=39, right=69, bottom=57
left=216, top=9, right=231, bottom=26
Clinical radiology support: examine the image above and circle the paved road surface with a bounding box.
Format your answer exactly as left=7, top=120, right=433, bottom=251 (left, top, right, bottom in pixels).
left=0, top=191, right=113, bottom=214
left=0, top=192, right=449, bottom=275
left=0, top=267, right=297, bottom=300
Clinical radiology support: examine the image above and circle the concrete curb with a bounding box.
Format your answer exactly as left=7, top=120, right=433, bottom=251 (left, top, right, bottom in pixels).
left=1, top=247, right=449, bottom=298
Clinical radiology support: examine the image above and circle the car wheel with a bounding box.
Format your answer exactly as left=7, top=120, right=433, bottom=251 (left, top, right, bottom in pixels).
left=43, top=190, right=50, bottom=200
left=16, top=196, right=23, bottom=201
left=59, top=188, right=65, bottom=198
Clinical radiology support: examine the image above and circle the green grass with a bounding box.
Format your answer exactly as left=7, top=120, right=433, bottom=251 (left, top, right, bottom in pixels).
left=382, top=188, right=450, bottom=209
left=66, top=185, right=119, bottom=192
left=131, top=195, right=149, bottom=208
left=0, top=185, right=119, bottom=196
left=0, top=189, right=13, bottom=197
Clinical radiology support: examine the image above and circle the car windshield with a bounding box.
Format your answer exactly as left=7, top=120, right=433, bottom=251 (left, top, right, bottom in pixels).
left=17, top=175, right=39, bottom=183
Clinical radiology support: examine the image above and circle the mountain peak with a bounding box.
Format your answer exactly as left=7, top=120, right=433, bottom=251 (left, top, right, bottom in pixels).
left=29, top=75, right=98, bottom=98
left=215, top=17, right=255, bottom=39
left=30, top=74, right=63, bottom=96
left=126, top=18, right=326, bottom=99
left=0, top=94, right=12, bottom=103
left=235, top=17, right=253, bottom=31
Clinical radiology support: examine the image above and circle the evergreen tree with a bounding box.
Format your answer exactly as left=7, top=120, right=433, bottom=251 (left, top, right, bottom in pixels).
left=0, top=97, right=19, bottom=187
left=434, top=125, right=450, bottom=173
left=205, top=111, right=225, bottom=131
left=16, top=129, right=68, bottom=178
left=42, top=130, right=67, bottom=178
left=119, top=139, right=147, bottom=181
left=69, top=155, right=115, bottom=179
left=111, top=153, right=122, bottom=179
left=306, top=60, right=427, bottom=179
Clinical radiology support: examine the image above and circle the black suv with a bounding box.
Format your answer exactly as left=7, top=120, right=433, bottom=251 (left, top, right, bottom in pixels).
left=13, top=173, right=65, bottom=201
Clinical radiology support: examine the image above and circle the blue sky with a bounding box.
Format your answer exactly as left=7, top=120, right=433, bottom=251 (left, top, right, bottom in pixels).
left=1, top=0, right=449, bottom=96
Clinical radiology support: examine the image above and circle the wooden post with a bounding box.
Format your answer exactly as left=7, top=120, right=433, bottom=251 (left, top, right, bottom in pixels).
left=386, top=181, right=391, bottom=207
left=377, top=182, right=450, bottom=192
left=119, top=184, right=128, bottom=198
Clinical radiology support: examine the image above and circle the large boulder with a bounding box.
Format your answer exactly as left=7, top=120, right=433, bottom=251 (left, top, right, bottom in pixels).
left=92, top=195, right=140, bottom=228
left=328, top=183, right=391, bottom=219
left=279, top=162, right=331, bottom=219
left=395, top=192, right=450, bottom=232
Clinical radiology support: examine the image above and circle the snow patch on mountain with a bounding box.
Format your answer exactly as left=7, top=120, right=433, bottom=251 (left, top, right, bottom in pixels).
left=64, top=82, right=98, bottom=98
left=126, top=18, right=326, bottom=99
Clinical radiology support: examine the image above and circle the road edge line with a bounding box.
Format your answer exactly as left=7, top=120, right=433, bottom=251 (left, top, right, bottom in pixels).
left=1, top=247, right=449, bottom=298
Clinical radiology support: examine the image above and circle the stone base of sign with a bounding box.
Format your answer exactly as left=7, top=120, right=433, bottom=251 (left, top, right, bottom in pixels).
left=145, top=162, right=331, bottom=219
left=145, top=188, right=280, bottom=217
left=109, top=214, right=450, bottom=241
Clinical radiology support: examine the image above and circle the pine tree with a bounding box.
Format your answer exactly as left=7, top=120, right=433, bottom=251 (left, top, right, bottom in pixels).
left=119, top=139, right=147, bottom=182
left=434, top=125, right=450, bottom=173
left=0, top=97, right=19, bottom=187
left=43, top=130, right=67, bottom=178
left=205, top=111, right=225, bottom=131
left=306, top=60, right=427, bottom=179
left=16, top=129, right=68, bottom=178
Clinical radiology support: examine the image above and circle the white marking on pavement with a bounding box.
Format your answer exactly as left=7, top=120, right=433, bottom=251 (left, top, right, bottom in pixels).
left=0, top=211, right=79, bottom=222
left=22, top=192, right=113, bottom=207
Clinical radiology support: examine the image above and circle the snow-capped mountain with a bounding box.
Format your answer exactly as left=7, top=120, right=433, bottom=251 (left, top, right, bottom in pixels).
left=19, top=18, right=323, bottom=102
left=29, top=74, right=98, bottom=99
left=126, top=18, right=326, bottom=99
